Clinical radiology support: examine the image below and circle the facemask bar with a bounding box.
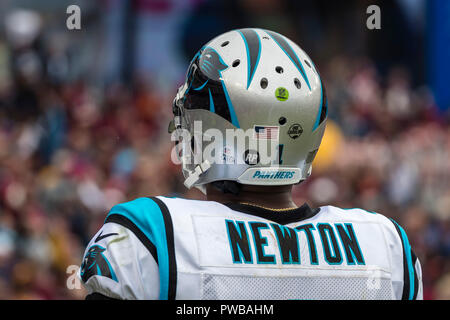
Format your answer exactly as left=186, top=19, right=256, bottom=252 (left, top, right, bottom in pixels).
left=170, top=87, right=212, bottom=191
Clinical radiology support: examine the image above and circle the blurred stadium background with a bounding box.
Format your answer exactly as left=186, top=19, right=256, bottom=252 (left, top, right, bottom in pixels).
left=0, top=0, right=448, bottom=299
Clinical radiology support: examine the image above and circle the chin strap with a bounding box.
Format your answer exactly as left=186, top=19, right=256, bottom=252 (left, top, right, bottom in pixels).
left=184, top=160, right=211, bottom=189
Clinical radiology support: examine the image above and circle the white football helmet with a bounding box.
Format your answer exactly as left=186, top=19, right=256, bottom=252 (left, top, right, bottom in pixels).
left=170, top=28, right=327, bottom=194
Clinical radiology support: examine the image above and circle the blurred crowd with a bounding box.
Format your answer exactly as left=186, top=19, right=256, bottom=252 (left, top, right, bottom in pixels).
left=0, top=0, right=448, bottom=300
left=294, top=56, right=450, bottom=300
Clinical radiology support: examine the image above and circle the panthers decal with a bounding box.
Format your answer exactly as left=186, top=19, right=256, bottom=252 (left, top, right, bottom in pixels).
left=80, top=245, right=118, bottom=283
left=198, top=47, right=228, bottom=81
left=183, top=46, right=240, bottom=128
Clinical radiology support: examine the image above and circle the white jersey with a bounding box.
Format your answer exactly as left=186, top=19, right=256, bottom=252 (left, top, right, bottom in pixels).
left=79, top=196, right=423, bottom=300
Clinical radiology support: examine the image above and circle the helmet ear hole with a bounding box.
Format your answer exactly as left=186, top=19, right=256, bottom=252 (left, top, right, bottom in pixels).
left=260, top=78, right=268, bottom=89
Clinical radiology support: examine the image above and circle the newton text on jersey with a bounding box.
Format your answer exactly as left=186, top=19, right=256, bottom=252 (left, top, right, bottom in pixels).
left=225, top=220, right=365, bottom=266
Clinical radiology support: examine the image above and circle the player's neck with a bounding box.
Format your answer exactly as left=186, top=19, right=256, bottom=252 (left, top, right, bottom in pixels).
left=205, top=184, right=297, bottom=210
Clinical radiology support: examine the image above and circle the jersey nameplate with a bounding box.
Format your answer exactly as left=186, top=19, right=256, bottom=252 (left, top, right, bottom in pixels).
left=192, top=216, right=365, bottom=267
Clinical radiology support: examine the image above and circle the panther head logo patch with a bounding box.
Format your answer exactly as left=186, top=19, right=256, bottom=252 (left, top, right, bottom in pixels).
left=182, top=46, right=240, bottom=127
left=80, top=245, right=118, bottom=283
left=198, top=47, right=228, bottom=81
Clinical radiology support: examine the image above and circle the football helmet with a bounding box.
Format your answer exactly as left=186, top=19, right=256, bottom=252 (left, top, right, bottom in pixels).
left=170, top=28, right=327, bottom=193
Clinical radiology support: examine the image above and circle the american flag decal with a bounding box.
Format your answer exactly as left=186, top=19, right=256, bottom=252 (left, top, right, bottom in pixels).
left=253, top=125, right=279, bottom=140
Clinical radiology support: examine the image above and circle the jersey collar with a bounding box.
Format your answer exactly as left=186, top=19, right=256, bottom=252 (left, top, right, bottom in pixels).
left=223, top=202, right=320, bottom=225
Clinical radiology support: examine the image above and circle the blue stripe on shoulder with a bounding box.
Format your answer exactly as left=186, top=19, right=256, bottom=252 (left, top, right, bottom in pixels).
left=390, top=219, right=415, bottom=300
left=106, top=197, right=171, bottom=300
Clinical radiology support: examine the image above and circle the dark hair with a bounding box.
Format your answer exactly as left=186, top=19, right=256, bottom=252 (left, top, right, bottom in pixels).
left=211, top=181, right=241, bottom=195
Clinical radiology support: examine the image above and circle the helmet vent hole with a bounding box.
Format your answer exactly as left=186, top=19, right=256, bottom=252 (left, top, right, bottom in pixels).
left=260, top=78, right=268, bottom=89
left=278, top=117, right=287, bottom=125
left=275, top=66, right=284, bottom=74
left=232, top=59, right=240, bottom=67
left=294, top=78, right=301, bottom=89
left=304, top=60, right=312, bottom=68
left=221, top=41, right=230, bottom=47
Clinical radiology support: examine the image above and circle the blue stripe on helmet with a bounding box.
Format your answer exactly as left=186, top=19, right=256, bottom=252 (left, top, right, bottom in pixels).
left=208, top=88, right=215, bottom=113
left=265, top=30, right=311, bottom=91
left=237, top=29, right=262, bottom=90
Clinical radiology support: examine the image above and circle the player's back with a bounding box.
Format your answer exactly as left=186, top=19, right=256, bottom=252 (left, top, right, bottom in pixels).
left=79, top=196, right=422, bottom=300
